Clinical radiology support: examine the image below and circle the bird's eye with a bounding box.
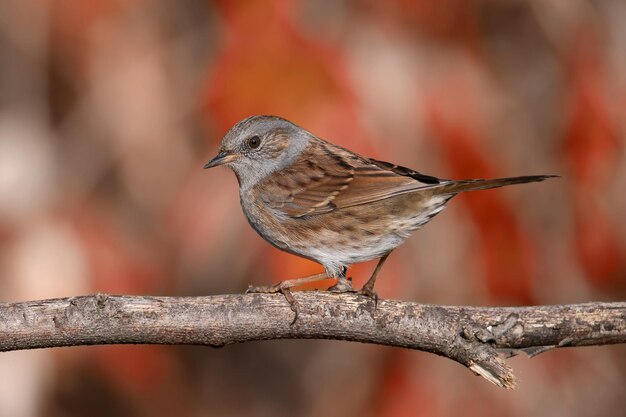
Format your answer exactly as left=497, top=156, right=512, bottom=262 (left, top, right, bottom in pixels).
left=247, top=135, right=261, bottom=149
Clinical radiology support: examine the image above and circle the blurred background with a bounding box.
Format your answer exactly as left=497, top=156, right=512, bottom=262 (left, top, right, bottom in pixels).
left=0, top=0, right=625, bottom=416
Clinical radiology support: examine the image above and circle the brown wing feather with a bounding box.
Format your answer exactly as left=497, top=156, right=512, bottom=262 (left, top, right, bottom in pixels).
left=259, top=139, right=442, bottom=218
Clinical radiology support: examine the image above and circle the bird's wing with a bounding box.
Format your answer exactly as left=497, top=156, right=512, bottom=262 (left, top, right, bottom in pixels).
left=259, top=140, right=442, bottom=218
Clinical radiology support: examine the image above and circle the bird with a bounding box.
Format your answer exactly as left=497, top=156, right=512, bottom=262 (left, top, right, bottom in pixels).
left=204, top=115, right=555, bottom=304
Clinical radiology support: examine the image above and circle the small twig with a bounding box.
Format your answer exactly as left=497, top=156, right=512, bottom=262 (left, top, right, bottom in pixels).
left=1, top=293, right=624, bottom=388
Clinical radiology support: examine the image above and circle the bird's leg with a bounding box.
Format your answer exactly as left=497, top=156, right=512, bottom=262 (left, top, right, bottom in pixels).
left=359, top=253, right=391, bottom=301
left=328, top=267, right=355, bottom=293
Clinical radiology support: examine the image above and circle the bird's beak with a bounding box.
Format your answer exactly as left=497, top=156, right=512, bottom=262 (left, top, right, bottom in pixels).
left=203, top=150, right=238, bottom=169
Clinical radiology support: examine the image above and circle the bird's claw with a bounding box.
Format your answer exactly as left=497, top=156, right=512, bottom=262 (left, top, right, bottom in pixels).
left=358, top=286, right=379, bottom=307
left=246, top=283, right=281, bottom=294
left=245, top=282, right=299, bottom=324
left=328, top=277, right=356, bottom=293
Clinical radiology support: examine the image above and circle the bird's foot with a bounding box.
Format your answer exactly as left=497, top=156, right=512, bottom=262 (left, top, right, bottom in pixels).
left=358, top=285, right=379, bottom=307
left=328, top=277, right=356, bottom=293
left=245, top=273, right=329, bottom=324
left=246, top=282, right=299, bottom=324
left=246, top=281, right=287, bottom=294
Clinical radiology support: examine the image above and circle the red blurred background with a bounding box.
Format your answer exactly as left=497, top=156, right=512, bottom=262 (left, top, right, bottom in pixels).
left=1, top=1, right=625, bottom=416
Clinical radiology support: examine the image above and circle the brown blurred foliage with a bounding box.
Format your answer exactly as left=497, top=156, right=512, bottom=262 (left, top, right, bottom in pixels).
left=0, top=1, right=625, bottom=416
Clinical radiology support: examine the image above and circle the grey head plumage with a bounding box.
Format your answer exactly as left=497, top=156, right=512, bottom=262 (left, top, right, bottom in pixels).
left=203, top=115, right=312, bottom=190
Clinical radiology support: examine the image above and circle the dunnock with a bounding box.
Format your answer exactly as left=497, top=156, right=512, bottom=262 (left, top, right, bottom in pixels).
left=204, top=115, right=555, bottom=303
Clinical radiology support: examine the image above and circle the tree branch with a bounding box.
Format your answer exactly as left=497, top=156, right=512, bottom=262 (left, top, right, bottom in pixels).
left=1, top=293, right=624, bottom=388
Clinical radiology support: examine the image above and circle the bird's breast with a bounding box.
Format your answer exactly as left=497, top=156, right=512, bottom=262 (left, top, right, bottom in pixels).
left=239, top=191, right=293, bottom=248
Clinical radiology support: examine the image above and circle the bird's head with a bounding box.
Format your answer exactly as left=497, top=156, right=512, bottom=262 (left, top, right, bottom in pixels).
left=204, top=115, right=311, bottom=190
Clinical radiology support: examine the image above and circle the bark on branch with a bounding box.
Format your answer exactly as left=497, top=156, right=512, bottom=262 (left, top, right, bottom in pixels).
left=1, top=293, right=625, bottom=388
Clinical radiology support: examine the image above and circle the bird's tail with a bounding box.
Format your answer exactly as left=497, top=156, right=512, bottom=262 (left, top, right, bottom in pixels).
left=434, top=175, right=558, bottom=195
